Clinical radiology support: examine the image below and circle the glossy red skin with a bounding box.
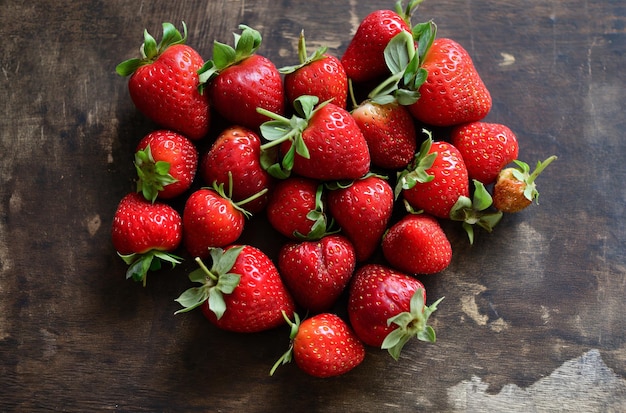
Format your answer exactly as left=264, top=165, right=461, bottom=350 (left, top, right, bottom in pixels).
left=200, top=126, right=274, bottom=214
left=327, top=176, right=394, bottom=262
left=284, top=54, right=348, bottom=108
left=282, top=102, right=370, bottom=181
left=266, top=176, right=321, bottom=240
left=111, top=192, right=182, bottom=255
left=182, top=188, right=245, bottom=259
left=129, top=44, right=210, bottom=140
left=136, top=130, right=199, bottom=199
left=382, top=214, right=452, bottom=275
left=450, top=121, right=519, bottom=184
left=347, top=264, right=426, bottom=347
left=352, top=100, right=417, bottom=170
left=409, top=38, right=492, bottom=126
left=208, top=54, right=285, bottom=130
left=293, top=313, right=365, bottom=378
left=201, top=245, right=295, bottom=333
left=278, top=234, right=356, bottom=313
left=403, top=141, right=470, bottom=219
left=341, top=9, right=411, bottom=83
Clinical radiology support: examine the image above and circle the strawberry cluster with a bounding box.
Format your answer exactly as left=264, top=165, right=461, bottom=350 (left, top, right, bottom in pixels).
left=111, top=0, right=556, bottom=378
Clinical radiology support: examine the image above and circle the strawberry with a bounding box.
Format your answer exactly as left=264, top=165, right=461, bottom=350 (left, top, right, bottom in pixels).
left=200, top=126, right=274, bottom=214
left=258, top=95, right=370, bottom=181
left=347, top=263, right=443, bottom=360
left=134, top=130, right=199, bottom=202
left=278, top=234, right=356, bottom=313
left=111, top=192, right=182, bottom=286
left=266, top=176, right=331, bottom=240
left=396, top=134, right=470, bottom=219
left=492, top=156, right=557, bottom=213
left=450, top=122, right=519, bottom=184
left=198, top=25, right=284, bottom=130
left=280, top=31, right=348, bottom=108
left=175, top=245, right=295, bottom=333
left=327, top=175, right=394, bottom=262
left=408, top=37, right=492, bottom=127
left=116, top=22, right=210, bottom=140
left=270, top=312, right=365, bottom=378
left=382, top=214, right=451, bottom=275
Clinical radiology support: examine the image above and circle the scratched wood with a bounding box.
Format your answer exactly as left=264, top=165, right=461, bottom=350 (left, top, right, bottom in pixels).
left=1, top=0, right=625, bottom=411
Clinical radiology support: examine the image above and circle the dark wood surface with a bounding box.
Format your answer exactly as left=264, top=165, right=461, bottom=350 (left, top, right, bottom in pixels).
left=2, top=1, right=626, bottom=411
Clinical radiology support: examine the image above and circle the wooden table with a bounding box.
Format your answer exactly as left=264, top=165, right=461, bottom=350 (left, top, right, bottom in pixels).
left=2, top=1, right=625, bottom=411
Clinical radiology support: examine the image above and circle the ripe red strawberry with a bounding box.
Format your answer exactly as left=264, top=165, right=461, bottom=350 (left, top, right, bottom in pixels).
left=259, top=96, right=370, bottom=181
left=134, top=130, right=198, bottom=202
left=116, top=22, right=210, bottom=140
left=198, top=25, right=284, bottom=130
left=175, top=245, right=295, bottom=333
left=450, top=122, right=519, bottom=184
left=408, top=37, right=492, bottom=126
left=111, top=192, right=182, bottom=286
left=270, top=312, right=365, bottom=378
left=396, top=135, right=470, bottom=219
left=281, top=31, right=348, bottom=108
left=382, top=214, right=452, bottom=275
left=327, top=175, right=394, bottom=262
left=266, top=176, right=330, bottom=240
left=278, top=234, right=356, bottom=313
left=200, top=126, right=274, bottom=214
left=493, top=156, right=557, bottom=213
left=347, top=263, right=443, bottom=360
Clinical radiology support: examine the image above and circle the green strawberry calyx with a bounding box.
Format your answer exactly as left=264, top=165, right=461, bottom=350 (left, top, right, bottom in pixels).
left=134, top=144, right=178, bottom=203
left=294, top=183, right=338, bottom=241
left=450, top=180, right=503, bottom=245
left=173, top=246, right=244, bottom=318
left=509, top=155, right=557, bottom=203
left=210, top=171, right=269, bottom=219
left=278, top=30, right=328, bottom=74
left=116, top=22, right=187, bottom=76
left=395, top=0, right=427, bottom=26
left=197, top=24, right=263, bottom=93
left=119, top=250, right=183, bottom=287
left=394, top=131, right=438, bottom=199
left=269, top=311, right=301, bottom=376
left=382, top=288, right=444, bottom=361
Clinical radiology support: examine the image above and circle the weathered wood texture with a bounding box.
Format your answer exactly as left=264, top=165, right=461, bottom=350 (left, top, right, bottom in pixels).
left=1, top=1, right=625, bottom=411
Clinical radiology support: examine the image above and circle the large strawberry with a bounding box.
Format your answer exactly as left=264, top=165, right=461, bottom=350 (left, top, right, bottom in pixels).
left=408, top=37, right=492, bottom=126
left=327, top=175, right=394, bottom=262
left=111, top=192, right=182, bottom=286
left=396, top=134, right=470, bottom=219
left=200, top=126, right=274, bottom=214
left=198, top=25, right=284, bottom=130
left=278, top=234, right=355, bottom=313
left=134, top=130, right=199, bottom=202
left=280, top=31, right=348, bottom=108
left=347, top=263, right=443, bottom=360
left=116, top=22, right=210, bottom=140
left=270, top=312, right=365, bottom=378
left=175, top=245, right=295, bottom=333
left=382, top=214, right=451, bottom=275
left=258, top=95, right=370, bottom=181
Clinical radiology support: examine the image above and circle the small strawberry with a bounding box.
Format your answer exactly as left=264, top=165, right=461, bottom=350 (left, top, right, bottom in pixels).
left=116, top=22, right=210, bottom=140
left=327, top=175, right=394, bottom=262
left=198, top=25, right=284, bottom=130
left=396, top=134, right=470, bottom=219
left=258, top=95, right=370, bottom=181
left=492, top=156, right=557, bottom=213
left=266, top=176, right=331, bottom=240
left=408, top=38, right=492, bottom=127
left=278, top=234, right=356, bottom=313
left=111, top=192, right=183, bottom=286
left=175, top=245, right=295, bottom=333
left=382, top=214, right=451, bottom=275
left=347, top=263, right=443, bottom=360
left=450, top=122, right=519, bottom=185
left=134, top=130, right=199, bottom=202
left=281, top=31, right=348, bottom=108
left=200, top=126, right=274, bottom=214
left=270, top=312, right=365, bottom=378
